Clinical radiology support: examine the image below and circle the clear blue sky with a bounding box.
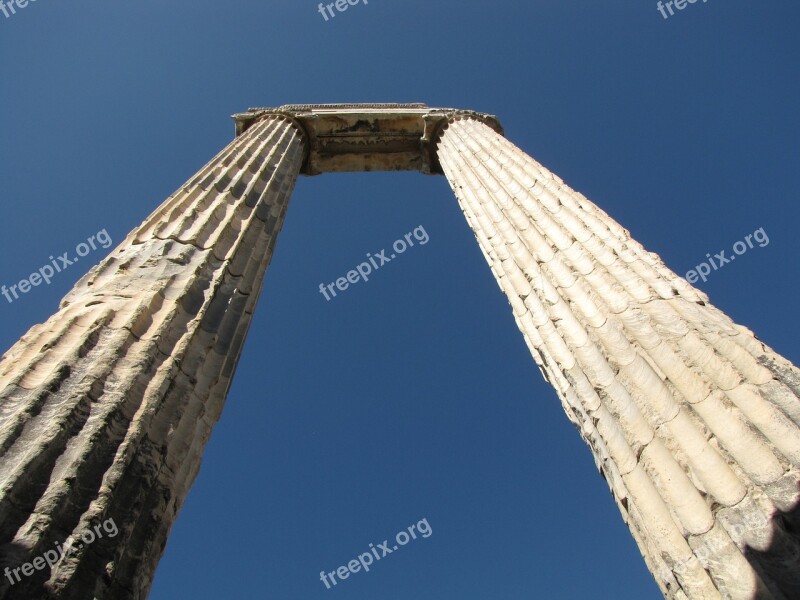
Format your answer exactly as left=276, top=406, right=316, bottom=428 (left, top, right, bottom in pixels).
left=1, top=1, right=798, bottom=598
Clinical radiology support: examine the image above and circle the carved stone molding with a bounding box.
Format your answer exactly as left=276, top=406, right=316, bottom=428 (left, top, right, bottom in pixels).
left=232, top=103, right=503, bottom=175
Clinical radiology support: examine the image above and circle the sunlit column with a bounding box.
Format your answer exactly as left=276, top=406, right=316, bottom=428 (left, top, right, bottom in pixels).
left=438, top=116, right=800, bottom=600
left=0, top=115, right=304, bottom=600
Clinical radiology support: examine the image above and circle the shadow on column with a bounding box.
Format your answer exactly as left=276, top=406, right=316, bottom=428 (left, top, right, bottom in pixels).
left=744, top=493, right=800, bottom=599
left=0, top=542, right=30, bottom=596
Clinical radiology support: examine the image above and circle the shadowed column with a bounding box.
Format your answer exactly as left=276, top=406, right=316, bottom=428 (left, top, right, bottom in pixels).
left=0, top=114, right=304, bottom=599
left=437, top=116, right=800, bottom=600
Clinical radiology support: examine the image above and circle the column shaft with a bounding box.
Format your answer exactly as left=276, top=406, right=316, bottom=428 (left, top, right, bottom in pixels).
left=437, top=117, right=800, bottom=600
left=0, top=115, right=304, bottom=599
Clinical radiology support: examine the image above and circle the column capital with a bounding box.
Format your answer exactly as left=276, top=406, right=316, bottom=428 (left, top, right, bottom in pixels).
left=231, top=104, right=504, bottom=175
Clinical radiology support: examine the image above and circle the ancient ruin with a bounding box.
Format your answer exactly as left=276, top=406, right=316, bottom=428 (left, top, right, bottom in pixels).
left=0, top=104, right=798, bottom=599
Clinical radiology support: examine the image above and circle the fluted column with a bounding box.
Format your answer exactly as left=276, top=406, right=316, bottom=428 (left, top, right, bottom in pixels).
left=437, top=117, right=800, bottom=599
left=0, top=114, right=304, bottom=599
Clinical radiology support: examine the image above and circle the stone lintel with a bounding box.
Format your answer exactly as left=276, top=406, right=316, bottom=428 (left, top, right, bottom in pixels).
left=231, top=103, right=504, bottom=175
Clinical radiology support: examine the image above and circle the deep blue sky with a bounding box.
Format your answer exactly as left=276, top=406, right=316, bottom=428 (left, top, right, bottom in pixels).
left=1, top=1, right=798, bottom=598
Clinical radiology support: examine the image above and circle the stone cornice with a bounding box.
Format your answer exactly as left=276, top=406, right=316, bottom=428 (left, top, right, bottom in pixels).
left=231, top=103, right=504, bottom=175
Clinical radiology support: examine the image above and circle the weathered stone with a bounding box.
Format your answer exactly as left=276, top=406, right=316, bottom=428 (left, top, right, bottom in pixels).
left=0, top=104, right=798, bottom=599
left=232, top=104, right=502, bottom=175
left=436, top=116, right=800, bottom=599
left=0, top=115, right=304, bottom=599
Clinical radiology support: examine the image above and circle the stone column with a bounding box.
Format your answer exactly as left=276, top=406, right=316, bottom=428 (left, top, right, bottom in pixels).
left=0, top=114, right=304, bottom=599
left=437, top=116, right=800, bottom=599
